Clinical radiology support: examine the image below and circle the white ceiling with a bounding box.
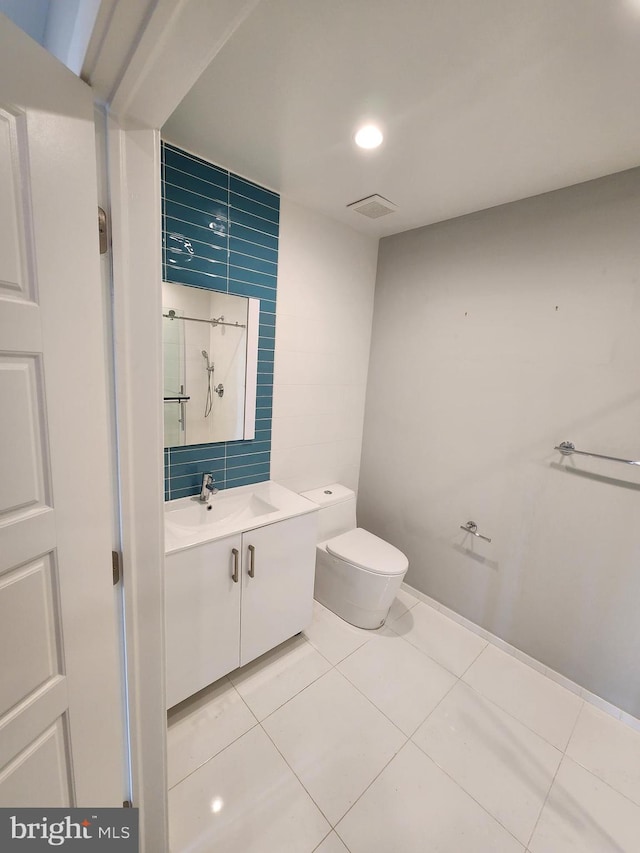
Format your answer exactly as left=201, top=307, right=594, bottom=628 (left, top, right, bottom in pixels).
left=164, top=0, right=640, bottom=237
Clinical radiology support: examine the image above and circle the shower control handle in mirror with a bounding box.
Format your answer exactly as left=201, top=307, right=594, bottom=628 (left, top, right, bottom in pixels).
left=214, top=383, right=224, bottom=398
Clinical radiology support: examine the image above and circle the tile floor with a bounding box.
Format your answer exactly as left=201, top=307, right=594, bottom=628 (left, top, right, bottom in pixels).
left=167, top=591, right=640, bottom=852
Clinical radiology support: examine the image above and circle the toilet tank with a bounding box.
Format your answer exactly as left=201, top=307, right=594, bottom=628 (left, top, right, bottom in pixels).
left=300, top=484, right=356, bottom=541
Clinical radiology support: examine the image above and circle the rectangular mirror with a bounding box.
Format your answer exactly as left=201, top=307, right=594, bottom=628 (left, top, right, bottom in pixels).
left=162, top=281, right=259, bottom=447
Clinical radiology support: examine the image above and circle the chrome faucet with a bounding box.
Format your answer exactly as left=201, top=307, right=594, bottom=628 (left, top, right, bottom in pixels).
left=199, top=473, right=218, bottom=503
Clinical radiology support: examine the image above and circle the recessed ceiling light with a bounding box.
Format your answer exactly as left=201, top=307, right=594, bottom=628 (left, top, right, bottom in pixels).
left=355, top=124, right=383, bottom=149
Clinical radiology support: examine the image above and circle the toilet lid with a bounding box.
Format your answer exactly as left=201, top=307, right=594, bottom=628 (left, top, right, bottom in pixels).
left=326, top=528, right=408, bottom=576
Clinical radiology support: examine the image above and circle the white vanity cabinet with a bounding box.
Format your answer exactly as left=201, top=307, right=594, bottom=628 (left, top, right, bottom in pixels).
left=165, top=511, right=317, bottom=709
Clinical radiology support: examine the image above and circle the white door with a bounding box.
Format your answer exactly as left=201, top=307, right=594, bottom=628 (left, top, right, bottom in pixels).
left=0, top=17, right=124, bottom=806
left=240, top=515, right=318, bottom=665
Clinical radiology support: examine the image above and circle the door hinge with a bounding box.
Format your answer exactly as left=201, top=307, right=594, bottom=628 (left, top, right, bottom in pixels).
left=98, top=206, right=108, bottom=254
left=112, top=550, right=122, bottom=585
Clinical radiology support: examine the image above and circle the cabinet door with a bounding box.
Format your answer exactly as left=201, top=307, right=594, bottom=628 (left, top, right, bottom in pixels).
left=165, top=535, right=242, bottom=708
left=240, top=513, right=318, bottom=666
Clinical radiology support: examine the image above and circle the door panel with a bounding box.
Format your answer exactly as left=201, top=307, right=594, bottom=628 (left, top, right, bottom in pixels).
left=0, top=17, right=123, bottom=806
left=0, top=720, right=71, bottom=807
left=165, top=536, right=242, bottom=709
left=0, top=356, right=48, bottom=516
left=0, top=106, right=32, bottom=298
left=240, top=514, right=317, bottom=666
left=0, top=555, right=60, bottom=716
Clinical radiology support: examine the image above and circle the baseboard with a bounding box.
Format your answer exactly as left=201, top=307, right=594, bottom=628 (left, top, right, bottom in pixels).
left=401, top=582, right=640, bottom=735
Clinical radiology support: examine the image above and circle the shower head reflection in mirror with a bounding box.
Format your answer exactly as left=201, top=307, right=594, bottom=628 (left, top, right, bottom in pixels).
left=162, top=281, right=259, bottom=446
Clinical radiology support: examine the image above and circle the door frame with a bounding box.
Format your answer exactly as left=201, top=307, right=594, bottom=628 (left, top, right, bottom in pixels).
left=96, top=2, right=263, bottom=850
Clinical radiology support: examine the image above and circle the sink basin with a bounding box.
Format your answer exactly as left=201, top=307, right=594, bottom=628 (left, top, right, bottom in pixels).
left=166, top=492, right=278, bottom=532
left=164, top=480, right=319, bottom=554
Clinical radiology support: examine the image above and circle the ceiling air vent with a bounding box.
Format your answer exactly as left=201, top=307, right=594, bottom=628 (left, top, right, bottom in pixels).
left=346, top=194, right=397, bottom=219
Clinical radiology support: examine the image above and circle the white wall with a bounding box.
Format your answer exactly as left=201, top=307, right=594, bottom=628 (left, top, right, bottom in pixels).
left=44, top=0, right=100, bottom=75
left=0, top=0, right=49, bottom=44
left=272, top=199, right=378, bottom=494
left=0, top=0, right=100, bottom=75
left=359, top=168, right=640, bottom=716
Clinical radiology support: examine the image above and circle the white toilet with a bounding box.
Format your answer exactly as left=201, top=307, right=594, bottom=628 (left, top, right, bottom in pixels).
left=300, top=484, right=408, bottom=629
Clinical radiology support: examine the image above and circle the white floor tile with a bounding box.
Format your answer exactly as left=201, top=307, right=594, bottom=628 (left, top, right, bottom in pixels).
left=412, top=681, right=561, bottom=845
left=167, top=677, right=256, bottom=789
left=314, top=831, right=350, bottom=853
left=169, top=726, right=329, bottom=853
left=262, top=669, right=406, bottom=825
left=529, top=757, right=640, bottom=853
left=336, top=741, right=524, bottom=853
left=462, top=644, right=583, bottom=750
left=390, top=602, right=487, bottom=677
left=387, top=588, right=419, bottom=622
left=566, top=703, right=640, bottom=806
left=303, top=601, right=371, bottom=665
left=337, top=630, right=456, bottom=735
left=228, top=634, right=331, bottom=721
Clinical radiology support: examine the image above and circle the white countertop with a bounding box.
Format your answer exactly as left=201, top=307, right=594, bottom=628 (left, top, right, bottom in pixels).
left=164, top=480, right=318, bottom=555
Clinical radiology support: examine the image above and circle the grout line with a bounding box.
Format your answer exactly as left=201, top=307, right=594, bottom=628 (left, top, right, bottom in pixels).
left=310, top=829, right=336, bottom=853
left=162, top=146, right=280, bottom=207
left=226, top=168, right=231, bottom=295
left=163, top=177, right=228, bottom=210
left=165, top=181, right=285, bottom=230
left=385, top=608, right=488, bottom=681
left=331, top=740, right=410, bottom=834
left=333, top=662, right=413, bottom=741
left=229, top=259, right=278, bottom=279
left=255, top=636, right=409, bottom=828
left=166, top=720, right=260, bottom=792
left=168, top=599, right=640, bottom=851
left=162, top=226, right=278, bottom=266
left=164, top=260, right=227, bottom=282
left=460, top=667, right=581, bottom=754
left=163, top=209, right=279, bottom=249
left=166, top=677, right=260, bottom=791
left=400, top=649, right=478, bottom=742
left=162, top=150, right=229, bottom=188
left=232, top=635, right=332, bottom=724
left=569, top=753, right=640, bottom=809
left=409, top=740, right=527, bottom=848
left=525, top=708, right=584, bottom=848
left=259, top=717, right=335, bottom=829
left=402, top=582, right=640, bottom=734
left=393, top=607, right=585, bottom=754
left=362, top=602, right=584, bottom=754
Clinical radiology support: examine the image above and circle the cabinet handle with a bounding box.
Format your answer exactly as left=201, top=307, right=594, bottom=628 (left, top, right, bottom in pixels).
left=231, top=548, right=239, bottom=583
left=248, top=544, right=255, bottom=578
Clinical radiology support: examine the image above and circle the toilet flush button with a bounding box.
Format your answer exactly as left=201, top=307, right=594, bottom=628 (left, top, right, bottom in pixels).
left=324, top=490, right=333, bottom=494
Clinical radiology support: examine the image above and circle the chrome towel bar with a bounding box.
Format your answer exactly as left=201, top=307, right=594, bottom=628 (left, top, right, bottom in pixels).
left=555, top=441, right=640, bottom=467
left=460, top=521, right=492, bottom=543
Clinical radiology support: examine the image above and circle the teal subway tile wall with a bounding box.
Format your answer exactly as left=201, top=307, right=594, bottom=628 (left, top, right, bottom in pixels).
left=162, top=142, right=278, bottom=499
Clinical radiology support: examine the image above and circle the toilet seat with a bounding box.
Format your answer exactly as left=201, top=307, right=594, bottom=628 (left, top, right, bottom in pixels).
left=326, top=527, right=408, bottom=576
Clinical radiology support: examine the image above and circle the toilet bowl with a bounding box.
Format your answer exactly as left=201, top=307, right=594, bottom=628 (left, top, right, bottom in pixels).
left=300, top=484, right=408, bottom=629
